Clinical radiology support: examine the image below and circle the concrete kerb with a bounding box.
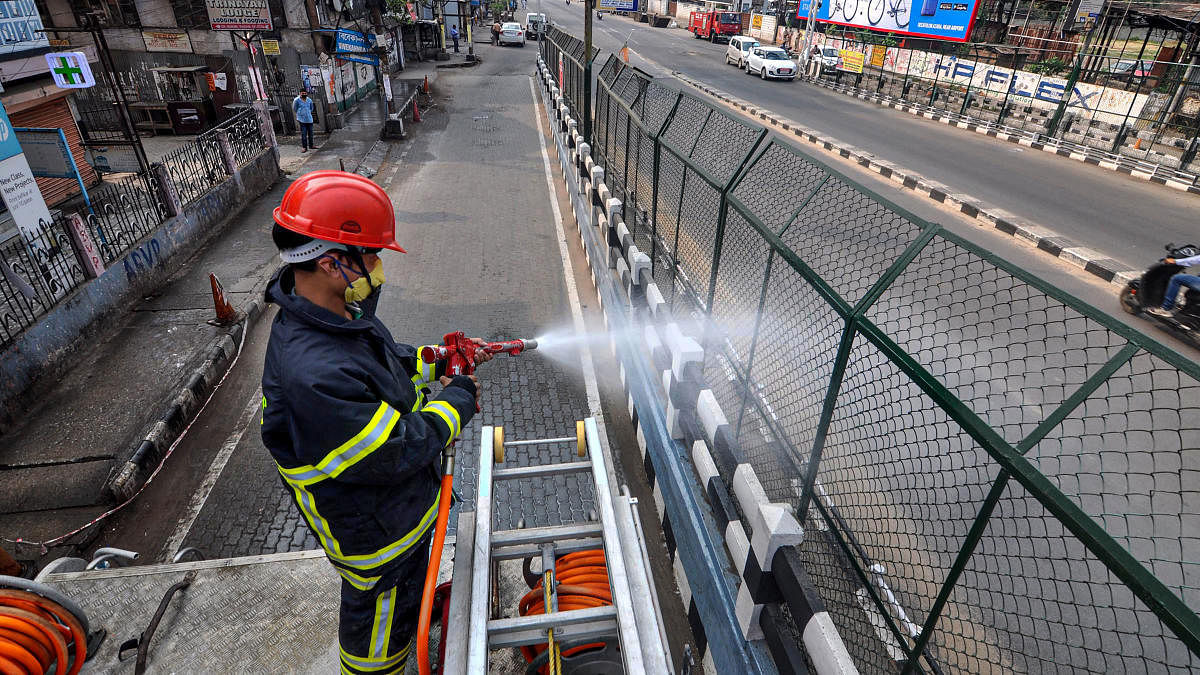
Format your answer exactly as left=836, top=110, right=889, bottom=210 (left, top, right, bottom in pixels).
left=535, top=57, right=855, bottom=675
left=670, top=72, right=1147, bottom=287
left=105, top=291, right=269, bottom=502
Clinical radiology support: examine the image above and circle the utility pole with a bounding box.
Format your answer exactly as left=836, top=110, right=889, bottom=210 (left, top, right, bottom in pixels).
left=583, top=0, right=593, bottom=142
left=370, top=4, right=396, bottom=113
left=800, top=0, right=819, bottom=75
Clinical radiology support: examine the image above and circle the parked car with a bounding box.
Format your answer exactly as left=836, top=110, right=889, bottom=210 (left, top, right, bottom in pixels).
left=725, top=36, right=760, bottom=69
left=1110, top=59, right=1152, bottom=82
left=525, top=12, right=548, bottom=37
left=814, top=46, right=840, bottom=73
left=745, top=46, right=798, bottom=80
left=499, top=22, right=526, bottom=46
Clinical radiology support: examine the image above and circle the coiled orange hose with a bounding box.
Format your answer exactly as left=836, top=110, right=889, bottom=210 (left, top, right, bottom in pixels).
left=518, top=549, right=613, bottom=674
left=0, top=589, right=86, bottom=675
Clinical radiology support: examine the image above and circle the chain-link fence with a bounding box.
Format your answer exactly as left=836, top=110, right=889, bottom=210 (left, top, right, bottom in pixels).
left=553, top=29, right=1200, bottom=671
left=540, top=26, right=599, bottom=122
left=787, top=30, right=1200, bottom=180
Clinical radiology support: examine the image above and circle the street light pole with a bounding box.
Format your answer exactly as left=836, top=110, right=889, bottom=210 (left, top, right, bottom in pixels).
left=800, top=0, right=818, bottom=75
left=583, top=0, right=593, bottom=142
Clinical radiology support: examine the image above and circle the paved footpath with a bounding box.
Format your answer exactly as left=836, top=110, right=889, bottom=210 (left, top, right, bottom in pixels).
left=0, top=96, right=389, bottom=568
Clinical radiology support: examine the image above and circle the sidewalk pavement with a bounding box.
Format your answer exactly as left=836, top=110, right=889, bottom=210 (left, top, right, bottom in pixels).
left=0, top=95, right=395, bottom=565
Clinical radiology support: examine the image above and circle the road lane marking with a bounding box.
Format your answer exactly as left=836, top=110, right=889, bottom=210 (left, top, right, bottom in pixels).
left=159, top=389, right=264, bottom=562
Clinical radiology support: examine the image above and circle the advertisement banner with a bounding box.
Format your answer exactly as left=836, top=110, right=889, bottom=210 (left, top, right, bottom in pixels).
left=870, top=44, right=887, bottom=67
left=206, top=0, right=272, bottom=31
left=261, top=38, right=280, bottom=55
left=597, top=0, right=639, bottom=11
left=0, top=0, right=49, bottom=56
left=837, top=49, right=865, bottom=73
left=800, top=0, right=979, bottom=42
left=142, top=29, right=193, bottom=52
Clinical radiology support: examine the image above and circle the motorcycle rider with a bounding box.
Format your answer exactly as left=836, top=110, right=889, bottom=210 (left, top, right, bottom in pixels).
left=1145, top=252, right=1200, bottom=317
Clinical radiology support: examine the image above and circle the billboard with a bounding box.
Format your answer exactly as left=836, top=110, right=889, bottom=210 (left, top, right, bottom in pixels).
left=597, top=0, right=639, bottom=11
left=799, top=0, right=979, bottom=42
left=206, top=0, right=272, bottom=31
left=0, top=0, right=49, bottom=56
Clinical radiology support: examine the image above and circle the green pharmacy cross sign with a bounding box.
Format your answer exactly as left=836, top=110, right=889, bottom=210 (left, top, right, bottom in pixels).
left=44, top=52, right=96, bottom=89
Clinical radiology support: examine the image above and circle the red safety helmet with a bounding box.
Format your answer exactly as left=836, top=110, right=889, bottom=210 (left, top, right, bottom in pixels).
left=273, top=170, right=406, bottom=253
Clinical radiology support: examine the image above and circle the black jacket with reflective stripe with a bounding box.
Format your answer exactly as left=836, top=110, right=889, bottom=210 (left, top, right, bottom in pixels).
left=260, top=267, right=475, bottom=580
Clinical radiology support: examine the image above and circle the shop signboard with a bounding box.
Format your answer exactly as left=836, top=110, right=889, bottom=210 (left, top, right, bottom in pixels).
left=206, top=0, right=272, bottom=31
left=800, top=0, right=980, bottom=41
left=142, top=29, right=193, bottom=52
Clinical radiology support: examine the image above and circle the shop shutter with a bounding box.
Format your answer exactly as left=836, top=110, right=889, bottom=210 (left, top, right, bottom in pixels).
left=10, top=99, right=100, bottom=209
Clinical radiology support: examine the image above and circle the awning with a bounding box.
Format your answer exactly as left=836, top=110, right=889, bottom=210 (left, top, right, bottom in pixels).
left=150, top=65, right=208, bottom=73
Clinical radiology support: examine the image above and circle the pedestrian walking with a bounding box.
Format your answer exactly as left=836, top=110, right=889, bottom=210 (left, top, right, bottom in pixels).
left=450, top=25, right=460, bottom=52
left=262, top=170, right=487, bottom=675
left=292, top=89, right=315, bottom=153
left=492, top=20, right=501, bottom=45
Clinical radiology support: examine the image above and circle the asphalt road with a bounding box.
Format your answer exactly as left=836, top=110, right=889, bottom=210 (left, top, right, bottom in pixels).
left=538, top=8, right=1200, bottom=272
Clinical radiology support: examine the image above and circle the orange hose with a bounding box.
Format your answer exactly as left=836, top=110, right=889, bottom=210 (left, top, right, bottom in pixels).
left=0, top=611, right=67, bottom=675
left=0, top=629, right=49, bottom=671
left=518, top=549, right=613, bottom=673
left=0, top=636, right=40, bottom=674
left=0, top=653, right=25, bottom=675
left=0, top=590, right=86, bottom=675
left=417, top=474, right=454, bottom=675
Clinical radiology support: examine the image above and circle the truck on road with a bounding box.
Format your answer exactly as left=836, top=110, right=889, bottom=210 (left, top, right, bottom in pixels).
left=689, top=10, right=742, bottom=42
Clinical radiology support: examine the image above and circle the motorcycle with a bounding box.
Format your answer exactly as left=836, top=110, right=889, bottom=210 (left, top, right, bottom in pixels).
left=1119, top=242, right=1200, bottom=346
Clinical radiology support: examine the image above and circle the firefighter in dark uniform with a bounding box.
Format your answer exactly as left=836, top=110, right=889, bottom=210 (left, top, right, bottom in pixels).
left=260, top=170, right=487, bottom=674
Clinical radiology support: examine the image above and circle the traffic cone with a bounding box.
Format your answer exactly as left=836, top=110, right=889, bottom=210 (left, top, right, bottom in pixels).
left=209, top=273, right=237, bottom=325
left=423, top=76, right=430, bottom=94
left=413, top=97, right=421, bottom=122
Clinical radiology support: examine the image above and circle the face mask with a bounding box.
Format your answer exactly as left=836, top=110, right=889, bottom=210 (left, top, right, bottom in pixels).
left=344, top=259, right=386, bottom=303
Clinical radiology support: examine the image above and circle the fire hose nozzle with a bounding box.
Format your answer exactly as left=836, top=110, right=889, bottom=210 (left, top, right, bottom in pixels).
left=520, top=338, right=538, bottom=351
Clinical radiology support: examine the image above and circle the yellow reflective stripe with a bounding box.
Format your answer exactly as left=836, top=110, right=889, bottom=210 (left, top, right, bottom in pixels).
left=260, top=396, right=266, bottom=425
left=410, top=389, right=426, bottom=413
left=422, top=400, right=461, bottom=445
left=279, top=402, right=401, bottom=485
left=337, top=566, right=382, bottom=591
left=327, top=492, right=439, bottom=571
left=287, top=481, right=342, bottom=557
left=415, top=348, right=438, bottom=384
left=370, top=586, right=396, bottom=658
left=340, top=641, right=410, bottom=672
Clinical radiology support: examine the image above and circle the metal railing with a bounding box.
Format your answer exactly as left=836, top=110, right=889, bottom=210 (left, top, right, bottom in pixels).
left=0, top=108, right=275, bottom=351
left=201, top=109, right=267, bottom=168
left=0, top=218, right=89, bottom=347
left=788, top=32, right=1200, bottom=182
left=540, top=27, right=599, bottom=122
left=159, top=138, right=227, bottom=206
left=85, top=171, right=169, bottom=265
left=551, top=26, right=1200, bottom=672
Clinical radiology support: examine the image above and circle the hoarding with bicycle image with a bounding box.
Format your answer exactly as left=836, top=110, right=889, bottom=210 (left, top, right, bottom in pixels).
left=799, top=0, right=980, bottom=41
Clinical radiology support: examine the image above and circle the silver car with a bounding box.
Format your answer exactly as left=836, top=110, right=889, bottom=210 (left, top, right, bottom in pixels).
left=499, top=22, right=526, bottom=46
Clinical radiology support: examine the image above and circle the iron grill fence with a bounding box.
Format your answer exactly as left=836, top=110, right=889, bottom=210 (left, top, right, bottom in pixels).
left=0, top=108, right=273, bottom=351
left=555, top=25, right=1200, bottom=672
left=159, top=137, right=227, bottom=206
left=0, top=218, right=88, bottom=347
left=201, top=109, right=268, bottom=167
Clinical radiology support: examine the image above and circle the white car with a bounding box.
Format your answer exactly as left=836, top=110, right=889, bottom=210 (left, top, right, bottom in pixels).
left=525, top=12, right=547, bottom=37
left=724, top=35, right=759, bottom=69
left=499, top=22, right=526, bottom=46
left=745, top=46, right=797, bottom=80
